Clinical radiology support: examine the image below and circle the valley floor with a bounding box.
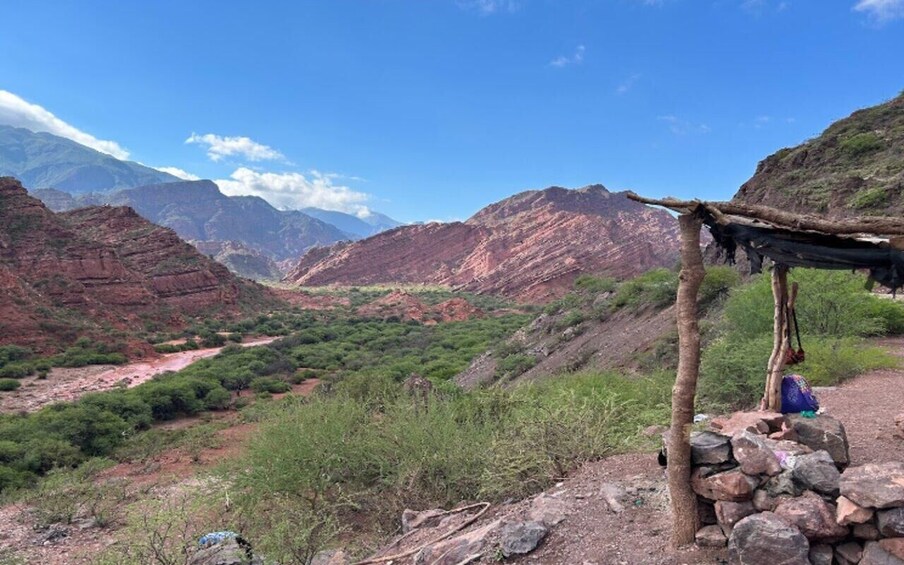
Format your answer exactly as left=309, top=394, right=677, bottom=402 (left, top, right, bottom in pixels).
left=3, top=338, right=904, bottom=564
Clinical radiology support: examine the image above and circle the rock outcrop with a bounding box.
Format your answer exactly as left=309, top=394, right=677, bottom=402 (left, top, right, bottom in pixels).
left=0, top=177, right=272, bottom=350
left=285, top=185, right=683, bottom=302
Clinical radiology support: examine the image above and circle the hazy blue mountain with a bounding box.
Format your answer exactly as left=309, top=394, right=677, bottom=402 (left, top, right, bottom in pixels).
left=301, top=207, right=402, bottom=238
left=32, top=180, right=352, bottom=262
left=0, top=125, right=178, bottom=192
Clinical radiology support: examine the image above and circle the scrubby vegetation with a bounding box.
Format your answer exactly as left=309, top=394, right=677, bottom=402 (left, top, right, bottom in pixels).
left=699, top=269, right=903, bottom=408
left=0, top=339, right=127, bottom=383
left=220, top=370, right=672, bottom=562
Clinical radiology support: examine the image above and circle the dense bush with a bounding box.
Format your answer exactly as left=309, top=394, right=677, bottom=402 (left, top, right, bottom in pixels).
left=612, top=268, right=679, bottom=309
left=0, top=379, right=21, bottom=391
left=699, top=269, right=903, bottom=408
left=224, top=371, right=671, bottom=560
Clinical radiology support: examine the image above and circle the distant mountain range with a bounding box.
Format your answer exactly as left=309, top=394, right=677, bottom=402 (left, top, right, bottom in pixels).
left=734, top=92, right=904, bottom=216
left=0, top=125, right=178, bottom=192
left=286, top=185, right=683, bottom=302
left=0, top=125, right=401, bottom=279
left=0, top=177, right=271, bottom=351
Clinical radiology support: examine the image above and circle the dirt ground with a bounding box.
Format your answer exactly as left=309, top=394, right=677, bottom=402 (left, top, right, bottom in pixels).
left=0, top=336, right=277, bottom=414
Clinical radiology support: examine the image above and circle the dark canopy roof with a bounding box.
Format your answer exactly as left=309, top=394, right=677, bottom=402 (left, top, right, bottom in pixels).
left=626, top=193, right=904, bottom=291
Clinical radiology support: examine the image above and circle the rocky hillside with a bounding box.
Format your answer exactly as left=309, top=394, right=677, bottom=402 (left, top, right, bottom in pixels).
left=0, top=125, right=178, bottom=192
left=193, top=240, right=283, bottom=281
left=734, top=93, right=904, bottom=216
left=0, top=177, right=272, bottom=350
left=32, top=180, right=352, bottom=265
left=285, top=185, right=682, bottom=302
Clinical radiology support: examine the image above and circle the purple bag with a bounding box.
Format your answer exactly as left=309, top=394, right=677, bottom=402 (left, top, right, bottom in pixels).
left=781, top=373, right=819, bottom=414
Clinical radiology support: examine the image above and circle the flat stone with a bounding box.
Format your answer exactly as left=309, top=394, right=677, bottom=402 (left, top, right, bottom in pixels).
left=715, top=500, right=756, bottom=534
left=691, top=431, right=733, bottom=465
left=691, top=468, right=759, bottom=502
left=786, top=414, right=850, bottom=468
left=499, top=521, right=548, bottom=558
left=838, top=495, right=876, bottom=525
left=728, top=512, right=810, bottom=565
left=879, top=539, right=904, bottom=561
left=862, top=541, right=904, bottom=565
left=695, top=525, right=727, bottom=548
left=598, top=483, right=628, bottom=514
left=732, top=430, right=782, bottom=476
left=854, top=523, right=882, bottom=541
left=527, top=494, right=569, bottom=526
left=840, top=462, right=904, bottom=509
left=809, top=543, right=834, bottom=565
left=414, top=520, right=501, bottom=565
left=879, top=508, right=904, bottom=537
left=836, top=541, right=864, bottom=564
left=792, top=450, right=841, bottom=496
left=712, top=411, right=784, bottom=437
left=774, top=491, right=849, bottom=542
left=311, top=550, right=349, bottom=565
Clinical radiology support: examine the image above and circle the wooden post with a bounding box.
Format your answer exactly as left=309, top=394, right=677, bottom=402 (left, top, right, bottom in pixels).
left=763, top=265, right=789, bottom=412
left=669, top=213, right=705, bottom=546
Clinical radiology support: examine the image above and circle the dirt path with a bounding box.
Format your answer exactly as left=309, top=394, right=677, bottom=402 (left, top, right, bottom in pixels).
left=814, top=336, right=904, bottom=466
left=0, top=336, right=279, bottom=414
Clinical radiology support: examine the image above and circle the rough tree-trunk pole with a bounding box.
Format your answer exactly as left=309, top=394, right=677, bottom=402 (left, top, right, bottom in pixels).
left=669, top=213, right=706, bottom=547
left=763, top=265, right=789, bottom=412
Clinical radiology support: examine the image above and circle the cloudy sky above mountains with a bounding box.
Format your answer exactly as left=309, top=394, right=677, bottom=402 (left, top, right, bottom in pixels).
left=1, top=0, right=903, bottom=221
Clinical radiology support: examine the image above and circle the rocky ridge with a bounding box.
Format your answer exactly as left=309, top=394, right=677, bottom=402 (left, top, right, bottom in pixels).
left=0, top=177, right=271, bottom=350
left=733, top=93, right=904, bottom=217
left=286, top=185, right=682, bottom=302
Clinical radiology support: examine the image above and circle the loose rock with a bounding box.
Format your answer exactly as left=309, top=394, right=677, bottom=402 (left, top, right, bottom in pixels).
left=728, top=512, right=811, bottom=565
left=837, top=495, right=876, bottom=526
left=879, top=508, right=904, bottom=537
left=695, top=524, right=727, bottom=548
left=879, top=539, right=904, bottom=561
left=715, top=500, right=756, bottom=534
left=841, top=462, right=904, bottom=509
left=809, top=543, right=834, bottom=565
left=791, top=450, right=841, bottom=496
left=691, top=468, right=759, bottom=502
left=786, top=414, right=850, bottom=468
left=854, top=523, right=883, bottom=541
left=773, top=491, right=849, bottom=542
left=712, top=411, right=784, bottom=436
left=862, top=541, right=904, bottom=565
left=836, top=541, right=864, bottom=564
left=691, top=431, right=733, bottom=465
left=732, top=430, right=782, bottom=476
left=499, top=521, right=549, bottom=557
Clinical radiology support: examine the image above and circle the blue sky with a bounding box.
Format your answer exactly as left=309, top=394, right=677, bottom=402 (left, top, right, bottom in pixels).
left=1, top=0, right=903, bottom=222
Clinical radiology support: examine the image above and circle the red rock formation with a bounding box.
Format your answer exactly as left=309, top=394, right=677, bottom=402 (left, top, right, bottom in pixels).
left=285, top=185, right=682, bottom=302
left=0, top=177, right=272, bottom=350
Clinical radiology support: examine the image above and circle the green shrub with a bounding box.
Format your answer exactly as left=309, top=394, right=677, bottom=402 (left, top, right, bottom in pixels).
left=841, top=132, right=883, bottom=158
left=612, top=268, right=679, bottom=310
left=250, top=377, right=290, bottom=394
left=0, top=379, right=21, bottom=391
left=497, top=354, right=537, bottom=379
left=573, top=275, right=617, bottom=294
left=699, top=266, right=742, bottom=307
left=851, top=187, right=888, bottom=210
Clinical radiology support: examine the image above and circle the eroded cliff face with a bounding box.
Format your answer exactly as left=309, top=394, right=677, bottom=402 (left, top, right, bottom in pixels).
left=0, top=177, right=271, bottom=349
left=285, top=185, right=682, bottom=302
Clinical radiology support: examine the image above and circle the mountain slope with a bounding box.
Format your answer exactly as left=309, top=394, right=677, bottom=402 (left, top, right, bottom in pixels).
left=734, top=93, right=904, bottom=216
left=286, top=185, right=682, bottom=302
left=0, top=125, right=178, bottom=192
left=301, top=207, right=402, bottom=238
left=34, top=180, right=352, bottom=262
left=0, top=177, right=272, bottom=350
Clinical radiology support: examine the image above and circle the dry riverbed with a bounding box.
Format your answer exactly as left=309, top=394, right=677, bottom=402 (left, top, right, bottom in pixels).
left=0, top=336, right=278, bottom=414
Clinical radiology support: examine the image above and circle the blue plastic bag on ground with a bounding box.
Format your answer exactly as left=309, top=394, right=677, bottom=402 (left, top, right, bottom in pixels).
left=781, top=373, right=819, bottom=414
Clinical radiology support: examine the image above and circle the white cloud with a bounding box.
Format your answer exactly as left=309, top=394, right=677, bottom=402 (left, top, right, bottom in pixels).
left=155, top=166, right=201, bottom=181
left=617, top=73, right=642, bottom=95
left=550, top=45, right=585, bottom=68
left=854, top=0, right=904, bottom=22
left=458, top=0, right=520, bottom=14
left=0, top=90, right=130, bottom=159
left=186, top=133, right=285, bottom=162
left=658, top=115, right=711, bottom=135
left=216, top=167, right=372, bottom=216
